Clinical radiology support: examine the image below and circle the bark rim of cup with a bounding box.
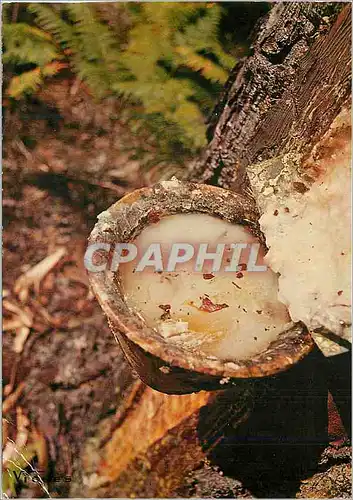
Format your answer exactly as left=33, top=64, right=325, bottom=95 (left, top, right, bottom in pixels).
left=87, top=180, right=314, bottom=386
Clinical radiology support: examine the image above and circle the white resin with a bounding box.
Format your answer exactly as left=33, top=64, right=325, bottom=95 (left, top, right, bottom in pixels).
left=120, top=214, right=291, bottom=361
left=260, top=134, right=351, bottom=354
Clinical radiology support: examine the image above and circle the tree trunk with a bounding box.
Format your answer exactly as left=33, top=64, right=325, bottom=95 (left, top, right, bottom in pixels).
left=190, top=2, right=350, bottom=191
left=16, top=3, right=351, bottom=498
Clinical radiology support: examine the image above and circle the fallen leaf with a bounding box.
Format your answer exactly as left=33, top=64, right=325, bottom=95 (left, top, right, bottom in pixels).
left=3, top=318, right=25, bottom=331
left=13, top=326, right=31, bottom=353
left=14, top=247, right=67, bottom=302
left=3, top=382, right=26, bottom=415
left=3, top=301, right=33, bottom=328
left=3, top=301, right=33, bottom=352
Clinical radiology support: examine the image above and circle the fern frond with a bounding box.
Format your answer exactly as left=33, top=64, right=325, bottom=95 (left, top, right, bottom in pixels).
left=171, top=101, right=207, bottom=148
left=66, top=5, right=119, bottom=61
left=28, top=4, right=76, bottom=49
left=66, top=4, right=128, bottom=91
left=143, top=3, right=201, bottom=30
left=186, top=80, right=218, bottom=112
left=177, top=5, right=235, bottom=70
left=3, top=2, right=238, bottom=157
left=4, top=23, right=52, bottom=41
left=73, top=59, right=112, bottom=99
left=3, top=23, right=61, bottom=67
left=175, top=46, right=228, bottom=83
left=7, top=68, right=43, bottom=99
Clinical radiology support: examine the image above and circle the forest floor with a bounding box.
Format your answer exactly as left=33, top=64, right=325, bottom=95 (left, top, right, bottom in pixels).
left=2, top=80, right=351, bottom=498
left=3, top=79, right=143, bottom=497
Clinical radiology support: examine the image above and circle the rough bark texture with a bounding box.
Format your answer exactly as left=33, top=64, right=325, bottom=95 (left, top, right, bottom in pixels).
left=190, top=2, right=350, bottom=192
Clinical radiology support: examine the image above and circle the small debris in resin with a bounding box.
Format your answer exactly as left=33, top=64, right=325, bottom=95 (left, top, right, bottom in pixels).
left=119, top=214, right=291, bottom=361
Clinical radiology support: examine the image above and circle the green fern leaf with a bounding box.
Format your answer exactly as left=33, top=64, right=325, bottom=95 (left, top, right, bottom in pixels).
left=7, top=68, right=43, bottom=99
left=28, top=4, right=77, bottom=49
left=3, top=23, right=61, bottom=67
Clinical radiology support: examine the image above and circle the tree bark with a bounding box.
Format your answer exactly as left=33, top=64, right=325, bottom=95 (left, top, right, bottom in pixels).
left=190, top=2, right=350, bottom=192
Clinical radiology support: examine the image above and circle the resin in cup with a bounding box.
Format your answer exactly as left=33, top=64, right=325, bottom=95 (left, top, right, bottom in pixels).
left=119, top=213, right=291, bottom=361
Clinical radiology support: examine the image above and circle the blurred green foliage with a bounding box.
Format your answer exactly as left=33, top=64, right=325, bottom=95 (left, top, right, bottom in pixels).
left=3, top=3, right=268, bottom=163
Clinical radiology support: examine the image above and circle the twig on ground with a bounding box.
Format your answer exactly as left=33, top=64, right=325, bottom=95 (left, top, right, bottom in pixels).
left=14, top=247, right=67, bottom=302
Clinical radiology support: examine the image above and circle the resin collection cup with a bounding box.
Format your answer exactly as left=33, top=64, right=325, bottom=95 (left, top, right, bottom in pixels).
left=87, top=180, right=314, bottom=394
